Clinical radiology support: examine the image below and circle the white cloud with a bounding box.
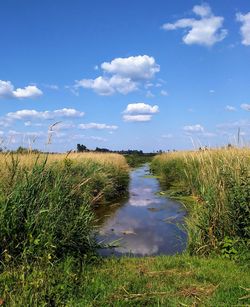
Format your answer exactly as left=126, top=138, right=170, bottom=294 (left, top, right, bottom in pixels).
left=225, top=105, right=236, bottom=112
left=0, top=80, right=43, bottom=99
left=53, top=108, right=84, bottom=117
left=123, top=102, right=159, bottom=122
left=6, top=108, right=84, bottom=121
left=13, top=85, right=43, bottom=98
left=0, top=118, right=11, bottom=127
left=0, top=81, right=14, bottom=99
left=123, top=103, right=159, bottom=114
left=24, top=121, right=44, bottom=127
left=209, top=89, right=215, bottom=94
left=155, top=83, right=162, bottom=88
left=76, top=75, right=137, bottom=96
left=241, top=103, right=250, bottom=111
left=101, top=55, right=160, bottom=80
left=78, top=123, right=118, bottom=130
left=145, top=82, right=154, bottom=89
left=75, top=55, right=160, bottom=96
left=160, top=90, right=168, bottom=96
left=236, top=12, right=250, bottom=46
left=193, top=3, right=212, bottom=17
left=123, top=114, right=152, bottom=122
left=183, top=124, right=204, bottom=132
left=162, top=3, right=227, bottom=46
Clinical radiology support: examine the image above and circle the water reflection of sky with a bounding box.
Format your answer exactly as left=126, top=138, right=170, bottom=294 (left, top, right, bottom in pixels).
left=96, top=164, right=187, bottom=257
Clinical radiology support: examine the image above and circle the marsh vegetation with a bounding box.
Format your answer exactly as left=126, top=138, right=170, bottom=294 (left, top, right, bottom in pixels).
left=0, top=152, right=129, bottom=265
left=151, top=148, right=250, bottom=259
left=0, top=149, right=249, bottom=306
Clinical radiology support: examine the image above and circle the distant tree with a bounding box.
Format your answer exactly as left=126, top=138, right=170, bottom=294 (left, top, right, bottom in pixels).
left=95, top=147, right=110, bottom=152
left=77, top=144, right=88, bottom=152
left=16, top=146, right=29, bottom=154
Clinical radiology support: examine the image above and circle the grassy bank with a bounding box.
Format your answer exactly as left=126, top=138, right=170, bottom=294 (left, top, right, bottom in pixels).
left=151, top=148, right=250, bottom=258
left=1, top=255, right=249, bottom=306
left=0, top=152, right=129, bottom=266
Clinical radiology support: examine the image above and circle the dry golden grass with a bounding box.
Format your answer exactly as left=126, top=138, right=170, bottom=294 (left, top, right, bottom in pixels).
left=156, top=147, right=250, bottom=162
left=0, top=151, right=128, bottom=172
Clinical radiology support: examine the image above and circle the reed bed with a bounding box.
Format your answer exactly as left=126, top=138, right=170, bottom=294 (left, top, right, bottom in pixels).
left=152, top=148, right=250, bottom=256
left=0, top=152, right=129, bottom=266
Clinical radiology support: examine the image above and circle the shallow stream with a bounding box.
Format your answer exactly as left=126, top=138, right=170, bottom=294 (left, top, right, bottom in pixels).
left=95, top=164, right=187, bottom=257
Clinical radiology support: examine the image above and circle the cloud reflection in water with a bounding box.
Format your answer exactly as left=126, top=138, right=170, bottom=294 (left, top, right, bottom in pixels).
left=97, top=164, right=187, bottom=256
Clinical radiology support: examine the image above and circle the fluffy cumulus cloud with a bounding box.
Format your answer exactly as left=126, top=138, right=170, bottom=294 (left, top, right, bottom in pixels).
left=241, top=103, right=250, bottom=111
left=6, top=108, right=84, bottom=121
left=123, top=103, right=159, bottom=114
left=183, top=124, right=204, bottom=132
left=75, top=55, right=160, bottom=96
left=162, top=3, right=227, bottom=46
left=0, top=80, right=43, bottom=99
left=76, top=75, right=137, bottom=96
left=123, top=102, right=159, bottom=122
left=236, top=12, right=250, bottom=46
left=101, top=55, right=160, bottom=80
left=78, top=122, right=118, bottom=130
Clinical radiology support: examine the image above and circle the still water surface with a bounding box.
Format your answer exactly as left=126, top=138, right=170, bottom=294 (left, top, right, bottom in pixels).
left=95, top=164, right=187, bottom=257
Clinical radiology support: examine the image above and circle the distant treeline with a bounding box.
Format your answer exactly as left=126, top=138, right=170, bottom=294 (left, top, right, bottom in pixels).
left=0, top=146, right=42, bottom=154
left=76, top=143, right=157, bottom=155
left=0, top=143, right=237, bottom=155
left=0, top=145, right=157, bottom=156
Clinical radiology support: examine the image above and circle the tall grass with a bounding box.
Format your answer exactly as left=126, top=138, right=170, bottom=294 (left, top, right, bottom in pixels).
left=0, top=152, right=129, bottom=265
left=152, top=148, right=250, bottom=256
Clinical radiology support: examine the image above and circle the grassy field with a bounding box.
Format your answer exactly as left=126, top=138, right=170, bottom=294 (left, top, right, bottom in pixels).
left=151, top=148, right=250, bottom=259
left=1, top=255, right=250, bottom=306
left=0, top=150, right=249, bottom=306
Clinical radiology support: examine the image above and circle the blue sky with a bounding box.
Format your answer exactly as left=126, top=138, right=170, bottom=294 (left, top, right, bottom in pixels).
left=0, top=0, right=250, bottom=152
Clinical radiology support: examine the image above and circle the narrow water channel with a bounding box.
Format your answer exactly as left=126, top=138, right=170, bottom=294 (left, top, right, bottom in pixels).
left=95, top=164, right=187, bottom=257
